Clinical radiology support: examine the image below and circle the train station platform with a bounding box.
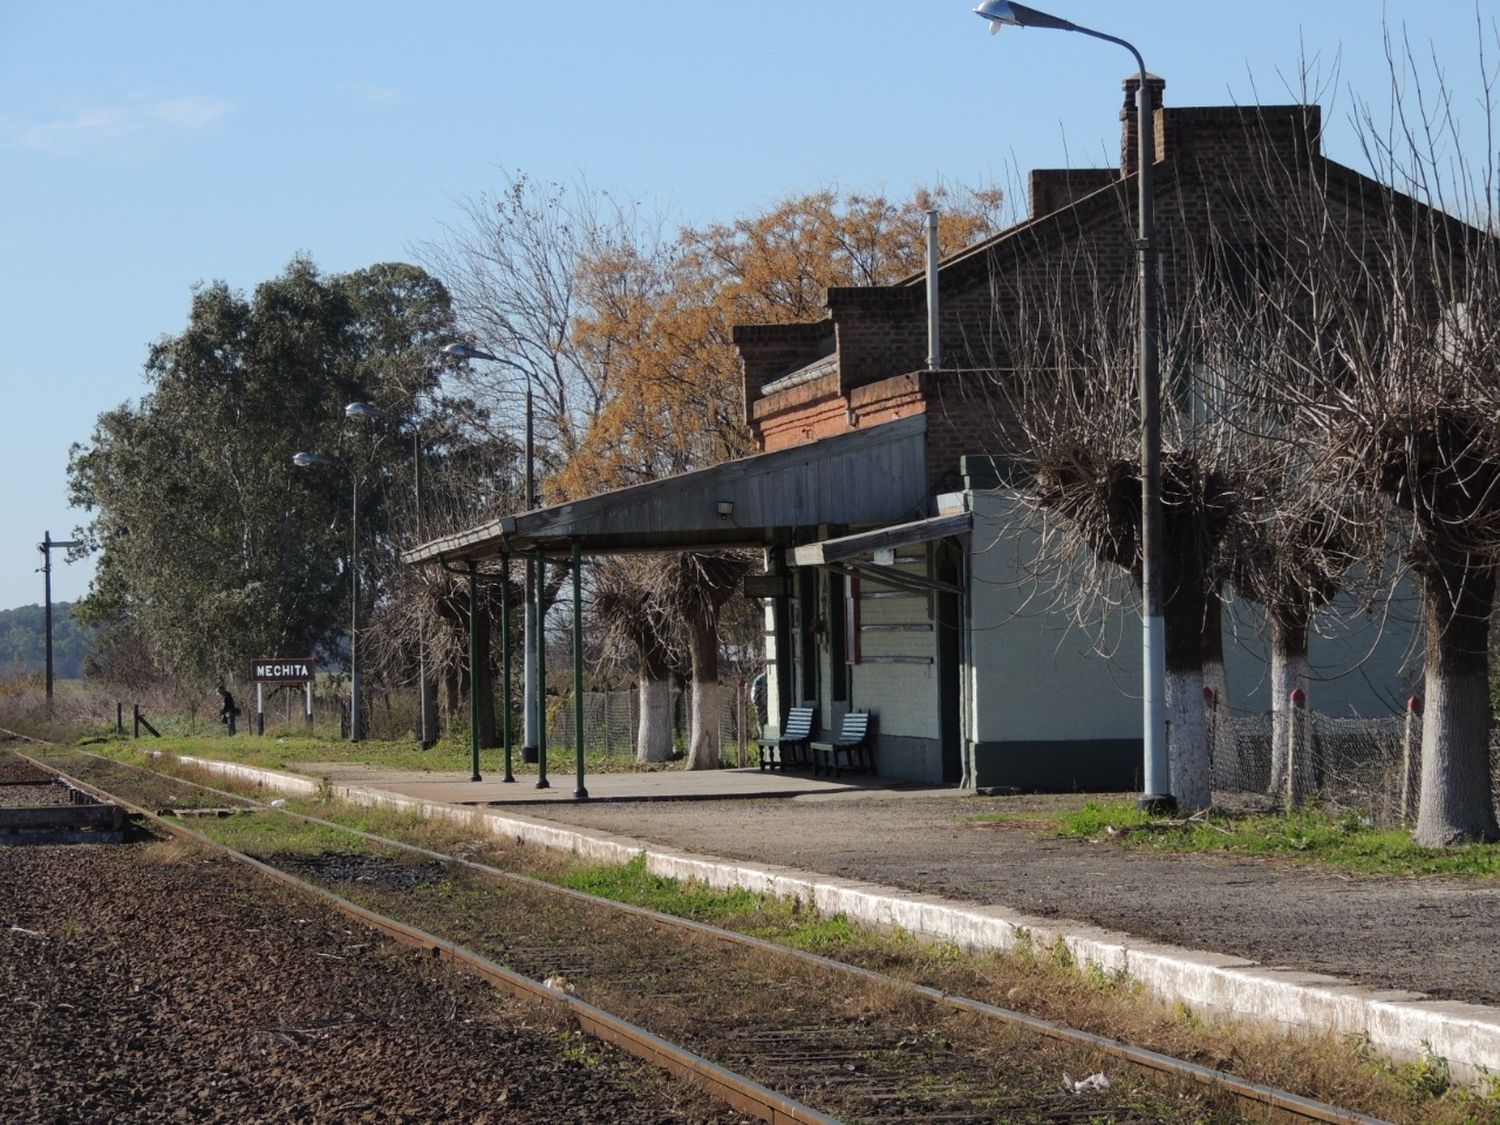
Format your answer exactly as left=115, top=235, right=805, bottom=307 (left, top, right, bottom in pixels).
left=291, top=762, right=950, bottom=806
left=171, top=752, right=1500, bottom=1084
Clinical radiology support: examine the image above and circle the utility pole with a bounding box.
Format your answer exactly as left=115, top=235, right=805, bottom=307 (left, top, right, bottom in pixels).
left=38, top=531, right=82, bottom=703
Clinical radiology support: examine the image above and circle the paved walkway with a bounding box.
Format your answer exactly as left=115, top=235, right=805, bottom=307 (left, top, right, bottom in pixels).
left=183, top=756, right=1500, bottom=1080
left=294, top=762, right=926, bottom=805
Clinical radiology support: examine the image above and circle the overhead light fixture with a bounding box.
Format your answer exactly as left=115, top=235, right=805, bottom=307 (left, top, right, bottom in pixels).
left=972, top=0, right=1077, bottom=33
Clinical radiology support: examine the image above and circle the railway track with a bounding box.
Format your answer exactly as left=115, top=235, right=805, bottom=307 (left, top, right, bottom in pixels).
left=6, top=738, right=1388, bottom=1125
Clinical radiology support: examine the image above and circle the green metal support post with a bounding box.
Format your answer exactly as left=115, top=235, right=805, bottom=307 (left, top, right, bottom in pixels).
left=501, top=555, right=515, bottom=783
left=467, top=561, right=482, bottom=782
left=572, top=541, right=588, bottom=800
left=535, top=552, right=549, bottom=789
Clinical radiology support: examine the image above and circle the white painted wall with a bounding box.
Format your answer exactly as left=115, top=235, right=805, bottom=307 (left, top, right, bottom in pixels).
left=966, top=491, right=1142, bottom=744
left=849, top=555, right=938, bottom=741
left=1222, top=579, right=1421, bottom=718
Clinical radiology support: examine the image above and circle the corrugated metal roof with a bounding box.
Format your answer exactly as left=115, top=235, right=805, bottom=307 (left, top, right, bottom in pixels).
left=402, top=415, right=930, bottom=565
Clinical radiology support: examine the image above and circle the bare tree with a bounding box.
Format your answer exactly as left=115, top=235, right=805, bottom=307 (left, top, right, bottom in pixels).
left=1196, top=30, right=1500, bottom=842
left=653, top=552, right=752, bottom=770
left=420, top=171, right=668, bottom=495
left=975, top=220, right=1242, bottom=811
left=592, top=558, right=676, bottom=762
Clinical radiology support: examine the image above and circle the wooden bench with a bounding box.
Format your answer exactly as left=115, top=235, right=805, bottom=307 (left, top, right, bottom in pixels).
left=811, top=711, right=874, bottom=777
left=756, top=706, right=813, bottom=772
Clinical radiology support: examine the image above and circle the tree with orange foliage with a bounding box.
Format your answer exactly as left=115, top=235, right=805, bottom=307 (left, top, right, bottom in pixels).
left=559, top=184, right=1004, bottom=495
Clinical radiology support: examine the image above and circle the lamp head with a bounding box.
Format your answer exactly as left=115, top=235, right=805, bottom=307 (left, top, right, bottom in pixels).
left=292, top=452, right=335, bottom=469
left=973, top=0, right=1077, bottom=33
left=344, top=401, right=385, bottom=421
left=441, top=342, right=501, bottom=363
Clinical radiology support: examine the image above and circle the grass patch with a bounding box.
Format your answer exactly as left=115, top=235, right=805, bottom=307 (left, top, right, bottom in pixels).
left=78, top=731, right=697, bottom=778
left=1059, top=801, right=1500, bottom=877
left=553, top=855, right=862, bottom=955
left=187, top=809, right=378, bottom=857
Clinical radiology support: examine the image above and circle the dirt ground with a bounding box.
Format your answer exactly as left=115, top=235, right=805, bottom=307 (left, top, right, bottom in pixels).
left=524, top=792, right=1500, bottom=1006
left=0, top=840, right=745, bottom=1123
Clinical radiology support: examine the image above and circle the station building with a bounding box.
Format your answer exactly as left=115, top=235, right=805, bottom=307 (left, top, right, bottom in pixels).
left=406, top=79, right=1419, bottom=790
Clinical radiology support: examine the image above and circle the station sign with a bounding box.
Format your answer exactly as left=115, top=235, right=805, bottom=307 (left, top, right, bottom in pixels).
left=743, top=574, right=792, bottom=599
left=251, top=658, right=317, bottom=684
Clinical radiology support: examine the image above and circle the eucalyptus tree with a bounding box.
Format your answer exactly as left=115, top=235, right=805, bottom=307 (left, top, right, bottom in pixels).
left=68, top=257, right=455, bottom=696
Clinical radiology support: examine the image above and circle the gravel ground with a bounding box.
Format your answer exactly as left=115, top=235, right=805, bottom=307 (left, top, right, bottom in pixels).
left=0, top=781, right=71, bottom=807
left=523, top=793, right=1500, bottom=1006
left=0, top=753, right=53, bottom=783
left=0, top=840, right=747, bottom=1123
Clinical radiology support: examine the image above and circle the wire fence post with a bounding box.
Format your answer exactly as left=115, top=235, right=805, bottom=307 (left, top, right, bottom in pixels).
left=1287, top=689, right=1307, bottom=809
left=1204, top=685, right=1217, bottom=781
left=737, top=679, right=748, bottom=768
left=1401, top=695, right=1422, bottom=826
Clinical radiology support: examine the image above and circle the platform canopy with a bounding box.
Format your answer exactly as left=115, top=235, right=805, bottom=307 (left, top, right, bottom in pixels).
left=402, top=415, right=932, bottom=565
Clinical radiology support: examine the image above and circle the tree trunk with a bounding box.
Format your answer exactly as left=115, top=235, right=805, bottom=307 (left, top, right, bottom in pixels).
left=1166, top=668, right=1211, bottom=809
left=1163, top=556, right=1213, bottom=811
left=1267, top=610, right=1309, bottom=800
left=690, top=678, right=721, bottom=770
left=1200, top=585, right=1237, bottom=789
left=443, top=666, right=460, bottom=723
left=634, top=632, right=674, bottom=763
left=474, top=603, right=497, bottom=749
left=637, top=677, right=673, bottom=761
left=1414, top=560, right=1500, bottom=846
left=685, top=609, right=721, bottom=770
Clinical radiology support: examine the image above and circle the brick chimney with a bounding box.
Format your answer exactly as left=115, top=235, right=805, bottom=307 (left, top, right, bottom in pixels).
left=1121, top=73, right=1166, bottom=178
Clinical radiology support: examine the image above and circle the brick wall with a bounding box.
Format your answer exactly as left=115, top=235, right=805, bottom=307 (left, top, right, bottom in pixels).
left=736, top=78, right=1338, bottom=476
left=732, top=321, right=834, bottom=427
left=1121, top=74, right=1166, bottom=178
left=1029, top=168, right=1118, bottom=218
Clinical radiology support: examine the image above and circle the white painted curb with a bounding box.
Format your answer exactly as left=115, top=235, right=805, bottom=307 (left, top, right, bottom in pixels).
left=171, top=753, right=1500, bottom=1081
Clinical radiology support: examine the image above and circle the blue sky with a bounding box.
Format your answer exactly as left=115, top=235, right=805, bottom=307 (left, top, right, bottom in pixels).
left=0, top=1, right=1491, bottom=609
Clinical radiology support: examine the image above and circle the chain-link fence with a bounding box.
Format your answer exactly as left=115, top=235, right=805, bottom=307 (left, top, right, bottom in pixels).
left=1211, top=706, right=1500, bottom=826
left=235, top=679, right=759, bottom=760
left=546, top=682, right=757, bottom=764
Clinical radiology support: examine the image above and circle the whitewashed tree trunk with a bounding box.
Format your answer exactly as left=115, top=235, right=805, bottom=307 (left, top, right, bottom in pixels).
left=1200, top=585, right=1234, bottom=790
left=688, top=678, right=720, bottom=770
left=1201, top=659, right=1234, bottom=787
left=1413, top=563, right=1499, bottom=846
left=636, top=677, right=673, bottom=762
left=685, top=609, right=722, bottom=770
left=1267, top=615, right=1309, bottom=801
left=1166, top=667, right=1211, bottom=811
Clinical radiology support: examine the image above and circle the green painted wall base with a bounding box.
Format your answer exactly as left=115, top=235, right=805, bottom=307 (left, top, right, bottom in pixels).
left=972, top=739, right=1141, bottom=793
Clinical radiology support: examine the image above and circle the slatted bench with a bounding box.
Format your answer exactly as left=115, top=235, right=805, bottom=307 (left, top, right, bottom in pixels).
left=756, top=706, right=814, bottom=772
left=811, top=711, right=874, bottom=777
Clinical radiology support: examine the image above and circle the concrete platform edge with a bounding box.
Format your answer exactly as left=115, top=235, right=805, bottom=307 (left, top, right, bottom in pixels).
left=174, top=754, right=1500, bottom=1081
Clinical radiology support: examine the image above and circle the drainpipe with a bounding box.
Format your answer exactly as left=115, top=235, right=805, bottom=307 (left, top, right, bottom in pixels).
left=572, top=540, right=588, bottom=800
left=926, top=209, right=941, bottom=371
left=501, top=555, right=515, bottom=783
left=535, top=551, right=549, bottom=789
left=467, top=560, right=481, bottom=782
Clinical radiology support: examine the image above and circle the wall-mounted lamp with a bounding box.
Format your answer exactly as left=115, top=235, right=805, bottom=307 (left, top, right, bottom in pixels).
left=716, top=500, right=734, bottom=519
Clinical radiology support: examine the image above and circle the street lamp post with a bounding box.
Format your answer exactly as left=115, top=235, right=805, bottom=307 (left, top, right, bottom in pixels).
left=292, top=444, right=366, bottom=743
left=409, top=417, right=439, bottom=748
left=442, top=342, right=536, bottom=781
left=974, top=1, right=1173, bottom=811
left=344, top=402, right=439, bottom=748
left=38, top=531, right=81, bottom=705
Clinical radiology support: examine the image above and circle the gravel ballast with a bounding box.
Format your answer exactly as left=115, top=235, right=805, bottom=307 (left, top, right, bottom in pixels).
left=0, top=840, right=746, bottom=1123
